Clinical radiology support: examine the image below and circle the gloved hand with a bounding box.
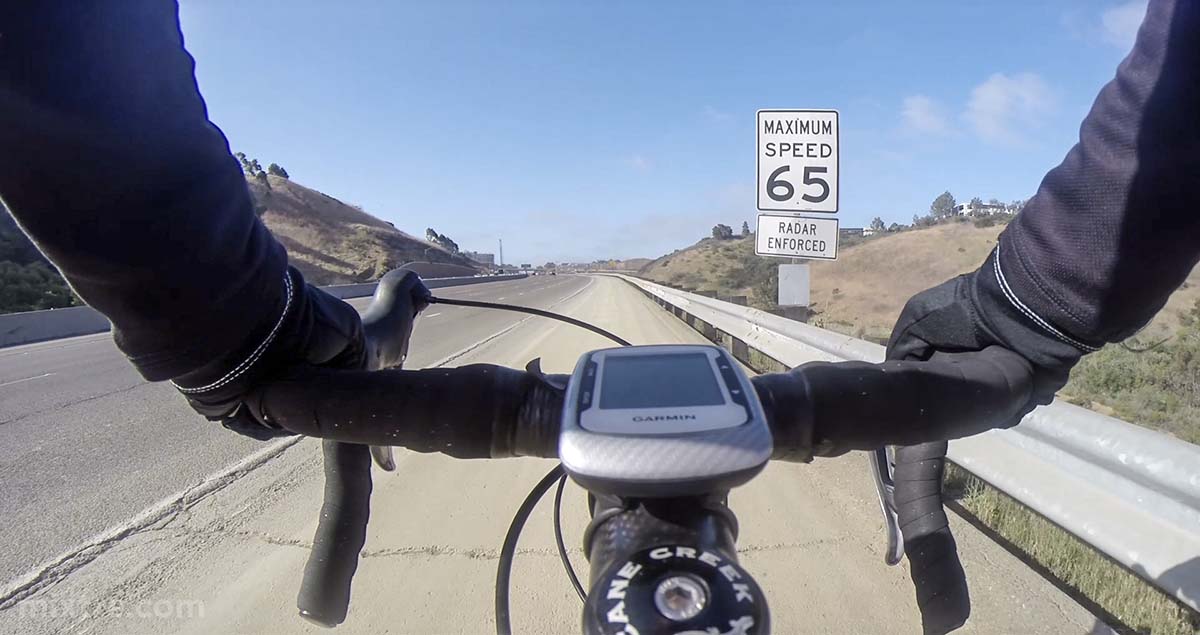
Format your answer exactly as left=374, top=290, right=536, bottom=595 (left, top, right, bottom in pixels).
left=886, top=248, right=1092, bottom=424
left=170, top=268, right=428, bottom=440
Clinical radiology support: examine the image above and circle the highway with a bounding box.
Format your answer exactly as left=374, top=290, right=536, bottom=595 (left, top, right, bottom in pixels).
left=0, top=275, right=1104, bottom=634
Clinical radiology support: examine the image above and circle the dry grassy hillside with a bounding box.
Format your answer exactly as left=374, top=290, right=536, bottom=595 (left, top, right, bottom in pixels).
left=594, top=258, right=653, bottom=271
left=808, top=223, right=1002, bottom=340
left=640, top=220, right=1200, bottom=342
left=247, top=175, right=477, bottom=284
left=639, top=236, right=754, bottom=290
left=810, top=222, right=1200, bottom=341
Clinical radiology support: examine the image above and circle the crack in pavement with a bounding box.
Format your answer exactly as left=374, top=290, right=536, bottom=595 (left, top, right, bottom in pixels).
left=138, top=526, right=312, bottom=550
left=36, top=524, right=858, bottom=565
left=738, top=536, right=856, bottom=553
left=0, top=382, right=145, bottom=426
left=359, top=537, right=857, bottom=561
left=362, top=545, right=577, bottom=560
left=0, top=436, right=303, bottom=612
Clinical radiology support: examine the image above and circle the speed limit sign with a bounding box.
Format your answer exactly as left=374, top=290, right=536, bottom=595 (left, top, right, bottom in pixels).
left=756, top=109, right=838, bottom=213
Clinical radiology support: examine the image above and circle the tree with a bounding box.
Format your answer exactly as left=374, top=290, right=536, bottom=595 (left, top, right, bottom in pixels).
left=711, top=224, right=734, bottom=240
left=426, top=228, right=439, bottom=243
left=870, top=217, right=885, bottom=232
left=741, top=221, right=751, bottom=237
left=888, top=222, right=903, bottom=233
left=0, top=261, right=77, bottom=313
left=267, top=163, right=290, bottom=179
left=435, top=232, right=460, bottom=253
left=234, top=152, right=249, bottom=173
left=988, top=198, right=1003, bottom=207
left=544, top=262, right=557, bottom=269
left=930, top=191, right=957, bottom=220
left=247, top=158, right=262, bottom=175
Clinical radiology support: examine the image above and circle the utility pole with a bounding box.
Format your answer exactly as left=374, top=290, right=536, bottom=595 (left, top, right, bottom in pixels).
left=498, top=239, right=504, bottom=267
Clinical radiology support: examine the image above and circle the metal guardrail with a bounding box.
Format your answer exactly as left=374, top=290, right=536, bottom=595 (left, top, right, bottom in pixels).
left=610, top=273, right=1200, bottom=612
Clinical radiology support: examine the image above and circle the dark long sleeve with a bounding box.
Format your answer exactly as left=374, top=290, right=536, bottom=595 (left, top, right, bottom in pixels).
left=984, top=0, right=1200, bottom=351
left=0, top=1, right=288, bottom=381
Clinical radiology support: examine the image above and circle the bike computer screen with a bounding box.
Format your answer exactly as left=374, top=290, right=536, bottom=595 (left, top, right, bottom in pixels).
left=559, top=344, right=772, bottom=496
left=598, top=353, right=724, bottom=409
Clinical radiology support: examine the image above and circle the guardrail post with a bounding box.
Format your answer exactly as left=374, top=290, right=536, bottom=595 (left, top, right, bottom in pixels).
left=731, top=337, right=750, bottom=364
left=778, top=306, right=810, bottom=323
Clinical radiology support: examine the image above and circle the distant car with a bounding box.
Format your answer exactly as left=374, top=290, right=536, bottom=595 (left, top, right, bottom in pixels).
left=550, top=271, right=556, bottom=275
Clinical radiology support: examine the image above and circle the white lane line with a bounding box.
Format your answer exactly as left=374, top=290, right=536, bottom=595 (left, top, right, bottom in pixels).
left=0, top=373, right=55, bottom=388
left=422, top=277, right=595, bottom=369
left=423, top=312, right=442, bottom=318
left=495, top=297, right=506, bottom=301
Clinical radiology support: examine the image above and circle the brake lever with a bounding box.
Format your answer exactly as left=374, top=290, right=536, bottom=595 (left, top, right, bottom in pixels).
left=370, top=446, right=397, bottom=471
left=869, top=446, right=904, bottom=566
left=366, top=264, right=431, bottom=473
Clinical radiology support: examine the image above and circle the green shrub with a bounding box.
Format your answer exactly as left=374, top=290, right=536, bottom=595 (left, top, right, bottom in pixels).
left=1066, top=302, right=1200, bottom=444
left=0, top=261, right=78, bottom=314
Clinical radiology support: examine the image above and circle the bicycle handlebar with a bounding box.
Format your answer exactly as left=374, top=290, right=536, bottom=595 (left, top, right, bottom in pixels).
left=297, top=440, right=372, bottom=627
left=265, top=347, right=1031, bottom=458
left=894, top=441, right=969, bottom=635
left=279, top=271, right=1033, bottom=632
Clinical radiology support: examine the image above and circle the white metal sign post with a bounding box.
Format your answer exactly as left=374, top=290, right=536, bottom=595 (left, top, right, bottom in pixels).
left=756, top=110, right=839, bottom=214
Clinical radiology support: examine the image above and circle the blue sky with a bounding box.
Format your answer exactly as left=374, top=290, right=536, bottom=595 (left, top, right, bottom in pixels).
left=179, top=1, right=1147, bottom=265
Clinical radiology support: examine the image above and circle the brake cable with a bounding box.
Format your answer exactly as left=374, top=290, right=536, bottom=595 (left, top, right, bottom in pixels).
left=554, top=473, right=587, bottom=602
left=425, top=294, right=631, bottom=634
left=495, top=465, right=567, bottom=635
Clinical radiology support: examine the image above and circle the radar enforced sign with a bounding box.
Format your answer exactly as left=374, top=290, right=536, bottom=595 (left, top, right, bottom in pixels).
left=755, top=213, right=838, bottom=260
left=757, top=110, right=839, bottom=213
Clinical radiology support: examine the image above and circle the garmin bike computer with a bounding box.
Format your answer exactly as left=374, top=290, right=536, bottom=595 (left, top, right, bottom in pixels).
left=559, top=344, right=772, bottom=497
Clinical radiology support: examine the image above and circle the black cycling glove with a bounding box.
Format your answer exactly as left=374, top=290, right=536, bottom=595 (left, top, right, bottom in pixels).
left=886, top=247, right=1094, bottom=423
left=170, top=266, right=366, bottom=440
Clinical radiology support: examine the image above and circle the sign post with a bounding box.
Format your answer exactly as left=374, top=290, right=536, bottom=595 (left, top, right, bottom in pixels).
left=755, top=109, right=840, bottom=315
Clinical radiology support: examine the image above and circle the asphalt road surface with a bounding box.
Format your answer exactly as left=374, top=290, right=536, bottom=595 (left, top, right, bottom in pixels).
left=0, top=275, right=1106, bottom=634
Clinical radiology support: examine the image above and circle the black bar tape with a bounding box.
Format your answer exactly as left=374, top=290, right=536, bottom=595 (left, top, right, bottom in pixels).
left=894, top=442, right=968, bottom=635
left=751, top=371, right=816, bottom=463
left=801, top=346, right=1034, bottom=454
left=256, top=364, right=544, bottom=458
left=297, top=441, right=372, bottom=627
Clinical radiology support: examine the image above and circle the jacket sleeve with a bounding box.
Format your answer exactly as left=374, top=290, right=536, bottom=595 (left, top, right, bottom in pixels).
left=982, top=0, right=1200, bottom=352
left=0, top=1, right=289, bottom=381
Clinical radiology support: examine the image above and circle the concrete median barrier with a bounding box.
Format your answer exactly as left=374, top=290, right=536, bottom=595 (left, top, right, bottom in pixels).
left=0, top=274, right=526, bottom=349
